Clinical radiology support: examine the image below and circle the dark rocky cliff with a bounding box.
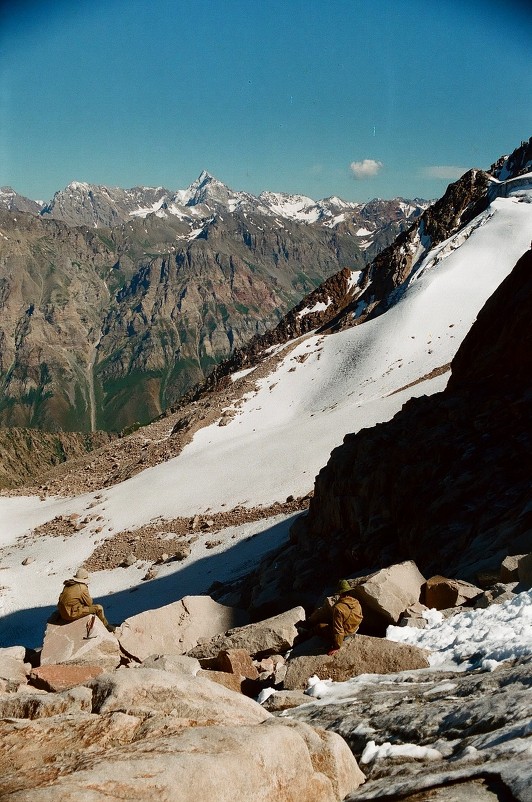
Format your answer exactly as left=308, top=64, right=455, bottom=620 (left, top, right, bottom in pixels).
left=246, top=248, right=532, bottom=615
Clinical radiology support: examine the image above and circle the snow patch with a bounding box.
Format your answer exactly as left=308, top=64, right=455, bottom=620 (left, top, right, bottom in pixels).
left=297, top=298, right=331, bottom=318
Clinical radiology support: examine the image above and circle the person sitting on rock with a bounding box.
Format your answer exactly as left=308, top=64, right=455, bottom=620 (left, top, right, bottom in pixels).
left=57, top=568, right=116, bottom=633
left=327, top=579, right=363, bottom=655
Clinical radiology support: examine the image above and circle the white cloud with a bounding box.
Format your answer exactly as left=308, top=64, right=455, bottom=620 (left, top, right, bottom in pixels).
left=423, top=165, right=469, bottom=180
left=349, top=159, right=383, bottom=179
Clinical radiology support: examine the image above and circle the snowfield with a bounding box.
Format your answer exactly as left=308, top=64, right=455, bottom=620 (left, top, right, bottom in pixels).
left=0, top=178, right=531, bottom=650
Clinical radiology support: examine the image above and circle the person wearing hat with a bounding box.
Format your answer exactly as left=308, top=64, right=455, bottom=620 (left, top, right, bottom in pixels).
left=57, top=568, right=115, bottom=632
left=327, top=579, right=363, bottom=655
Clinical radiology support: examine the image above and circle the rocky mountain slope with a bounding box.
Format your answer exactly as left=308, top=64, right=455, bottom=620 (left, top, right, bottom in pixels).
left=1, top=141, right=531, bottom=802
left=0, top=175, right=426, bottom=434
left=172, top=139, right=532, bottom=394
left=1, top=142, right=529, bottom=578
left=244, top=245, right=532, bottom=616
left=0, top=428, right=114, bottom=491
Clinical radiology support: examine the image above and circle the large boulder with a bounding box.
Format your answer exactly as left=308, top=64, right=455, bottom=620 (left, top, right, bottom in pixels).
left=284, top=634, right=430, bottom=690
left=187, top=606, right=305, bottom=660
left=500, top=554, right=526, bottom=583
left=0, top=646, right=30, bottom=691
left=41, top=616, right=121, bottom=671
left=283, top=718, right=366, bottom=800
left=1, top=717, right=365, bottom=802
left=117, top=595, right=248, bottom=662
left=88, top=667, right=271, bottom=725
left=517, top=553, right=532, bottom=589
left=423, top=576, right=483, bottom=610
left=355, top=561, right=426, bottom=625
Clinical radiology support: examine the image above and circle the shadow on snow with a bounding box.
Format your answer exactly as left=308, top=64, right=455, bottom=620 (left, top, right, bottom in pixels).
left=0, top=514, right=298, bottom=650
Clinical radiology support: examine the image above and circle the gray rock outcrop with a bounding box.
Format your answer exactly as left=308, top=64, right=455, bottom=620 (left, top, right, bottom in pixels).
left=287, top=656, right=532, bottom=802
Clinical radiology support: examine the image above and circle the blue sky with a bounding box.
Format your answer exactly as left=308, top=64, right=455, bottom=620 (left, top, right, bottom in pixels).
left=1, top=0, right=531, bottom=203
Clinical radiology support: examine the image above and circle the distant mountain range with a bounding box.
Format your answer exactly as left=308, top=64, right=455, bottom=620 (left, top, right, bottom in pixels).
left=2, top=172, right=428, bottom=250
left=0, top=174, right=428, bottom=432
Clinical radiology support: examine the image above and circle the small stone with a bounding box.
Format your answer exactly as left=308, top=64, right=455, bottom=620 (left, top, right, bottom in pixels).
left=142, top=568, right=158, bottom=581
left=174, top=544, right=191, bottom=561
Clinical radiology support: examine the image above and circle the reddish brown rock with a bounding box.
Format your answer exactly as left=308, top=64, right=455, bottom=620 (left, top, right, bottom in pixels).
left=423, top=576, right=483, bottom=610
left=217, top=649, right=259, bottom=680
left=30, top=664, right=104, bottom=693
left=196, top=669, right=245, bottom=695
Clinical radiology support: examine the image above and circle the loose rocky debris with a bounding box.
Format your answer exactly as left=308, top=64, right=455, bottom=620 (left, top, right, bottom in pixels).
left=14, top=496, right=310, bottom=575
left=90, top=497, right=310, bottom=571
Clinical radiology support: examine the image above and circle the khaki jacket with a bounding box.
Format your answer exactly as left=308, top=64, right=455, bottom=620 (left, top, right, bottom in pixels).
left=332, top=594, right=363, bottom=649
left=57, top=580, right=93, bottom=622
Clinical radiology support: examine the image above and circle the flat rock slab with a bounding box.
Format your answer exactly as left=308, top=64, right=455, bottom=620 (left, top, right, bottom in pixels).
left=188, top=605, right=305, bottom=659
left=117, top=595, right=248, bottom=662
left=284, top=634, right=430, bottom=689
left=262, top=689, right=311, bottom=712
left=140, top=653, right=200, bottom=675
left=41, top=616, right=121, bottom=671
left=30, top=664, right=104, bottom=692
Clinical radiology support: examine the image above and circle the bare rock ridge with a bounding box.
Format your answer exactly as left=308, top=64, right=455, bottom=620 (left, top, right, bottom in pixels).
left=0, top=174, right=426, bottom=435
left=178, top=138, right=532, bottom=399
left=240, top=246, right=532, bottom=617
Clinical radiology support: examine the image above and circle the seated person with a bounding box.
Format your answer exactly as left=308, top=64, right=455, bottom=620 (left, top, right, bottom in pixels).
left=57, top=568, right=115, bottom=633
left=328, top=579, right=363, bottom=654
left=309, top=579, right=363, bottom=655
